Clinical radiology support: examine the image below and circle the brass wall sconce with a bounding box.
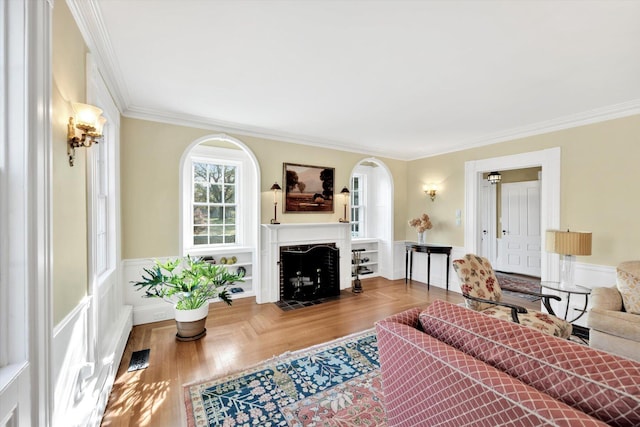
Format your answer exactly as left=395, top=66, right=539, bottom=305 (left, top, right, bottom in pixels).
left=338, top=186, right=350, bottom=223
left=424, top=184, right=437, bottom=201
left=67, top=102, right=106, bottom=167
left=487, top=171, right=502, bottom=184
left=270, top=182, right=282, bottom=224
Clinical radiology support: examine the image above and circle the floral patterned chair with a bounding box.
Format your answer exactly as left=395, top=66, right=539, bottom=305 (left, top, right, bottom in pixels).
left=452, top=254, right=573, bottom=339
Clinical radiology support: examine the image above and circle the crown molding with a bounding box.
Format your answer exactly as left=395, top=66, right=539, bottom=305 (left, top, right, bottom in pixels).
left=123, top=105, right=403, bottom=160
left=66, top=0, right=130, bottom=113
left=414, top=99, right=640, bottom=160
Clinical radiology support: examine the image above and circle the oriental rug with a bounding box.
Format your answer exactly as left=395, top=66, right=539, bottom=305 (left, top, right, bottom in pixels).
left=495, top=271, right=541, bottom=301
left=184, top=329, right=385, bottom=427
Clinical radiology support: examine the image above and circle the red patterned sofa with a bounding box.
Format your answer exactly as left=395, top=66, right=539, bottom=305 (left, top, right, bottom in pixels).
left=375, top=300, right=640, bottom=427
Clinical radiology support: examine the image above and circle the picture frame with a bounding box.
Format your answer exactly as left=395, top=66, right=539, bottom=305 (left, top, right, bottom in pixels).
left=283, top=163, right=335, bottom=213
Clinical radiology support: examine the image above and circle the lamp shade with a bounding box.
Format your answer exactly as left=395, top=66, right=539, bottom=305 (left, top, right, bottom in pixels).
left=340, top=186, right=350, bottom=195
left=270, top=182, right=281, bottom=191
left=545, top=230, right=592, bottom=256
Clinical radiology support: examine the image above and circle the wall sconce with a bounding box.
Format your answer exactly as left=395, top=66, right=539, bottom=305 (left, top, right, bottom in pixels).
left=270, top=182, right=282, bottom=224
left=424, top=184, right=437, bottom=201
left=67, top=102, right=106, bottom=167
left=338, top=186, right=350, bottom=223
left=487, top=171, right=502, bottom=184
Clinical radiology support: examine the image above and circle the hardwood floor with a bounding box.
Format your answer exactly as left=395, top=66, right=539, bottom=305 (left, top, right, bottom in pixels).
left=100, top=277, right=539, bottom=427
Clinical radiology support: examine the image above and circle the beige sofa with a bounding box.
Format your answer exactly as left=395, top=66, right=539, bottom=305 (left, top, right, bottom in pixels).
left=588, top=261, right=640, bottom=361
left=588, top=286, right=640, bottom=361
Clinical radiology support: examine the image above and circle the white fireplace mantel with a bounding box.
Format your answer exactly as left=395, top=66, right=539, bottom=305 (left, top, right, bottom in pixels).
left=259, top=223, right=352, bottom=303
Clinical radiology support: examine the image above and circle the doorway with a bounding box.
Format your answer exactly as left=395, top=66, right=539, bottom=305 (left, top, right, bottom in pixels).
left=464, top=148, right=561, bottom=281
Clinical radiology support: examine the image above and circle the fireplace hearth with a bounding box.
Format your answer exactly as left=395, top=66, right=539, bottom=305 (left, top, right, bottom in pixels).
left=280, top=244, right=340, bottom=301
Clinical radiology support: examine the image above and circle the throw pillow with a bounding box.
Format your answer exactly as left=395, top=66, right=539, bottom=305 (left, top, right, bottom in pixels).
left=617, top=261, right=640, bottom=314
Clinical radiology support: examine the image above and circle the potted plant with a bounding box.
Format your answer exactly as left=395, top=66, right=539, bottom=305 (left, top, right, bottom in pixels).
left=132, top=255, right=244, bottom=341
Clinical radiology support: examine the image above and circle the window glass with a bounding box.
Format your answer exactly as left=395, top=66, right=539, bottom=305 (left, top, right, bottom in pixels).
left=192, top=160, right=238, bottom=246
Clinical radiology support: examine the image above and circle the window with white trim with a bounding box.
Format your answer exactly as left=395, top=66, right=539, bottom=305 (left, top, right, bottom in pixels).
left=350, top=174, right=365, bottom=237
left=181, top=139, right=258, bottom=255
left=191, top=159, right=238, bottom=245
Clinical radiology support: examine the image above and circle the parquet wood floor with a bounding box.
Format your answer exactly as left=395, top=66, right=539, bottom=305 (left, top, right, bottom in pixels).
left=100, top=277, right=539, bottom=427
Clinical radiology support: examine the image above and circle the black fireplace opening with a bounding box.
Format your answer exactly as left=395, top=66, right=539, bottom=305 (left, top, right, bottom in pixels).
left=279, top=243, right=340, bottom=302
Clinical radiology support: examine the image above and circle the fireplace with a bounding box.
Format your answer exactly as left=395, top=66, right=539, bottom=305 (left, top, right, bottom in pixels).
left=279, top=243, right=340, bottom=301
left=260, top=223, right=351, bottom=303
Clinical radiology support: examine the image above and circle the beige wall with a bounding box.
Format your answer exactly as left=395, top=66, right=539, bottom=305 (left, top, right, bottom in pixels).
left=407, top=114, right=640, bottom=267
left=120, top=117, right=407, bottom=259
left=52, top=1, right=90, bottom=325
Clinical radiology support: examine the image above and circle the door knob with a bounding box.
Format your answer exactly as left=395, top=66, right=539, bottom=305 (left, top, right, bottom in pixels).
left=482, top=230, right=488, bottom=235
left=502, top=230, right=508, bottom=235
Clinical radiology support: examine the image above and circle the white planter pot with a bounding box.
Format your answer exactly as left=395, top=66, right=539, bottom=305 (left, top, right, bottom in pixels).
left=174, top=303, right=210, bottom=341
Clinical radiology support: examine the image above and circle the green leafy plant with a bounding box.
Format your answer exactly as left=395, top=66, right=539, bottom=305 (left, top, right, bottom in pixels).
left=132, top=256, right=244, bottom=310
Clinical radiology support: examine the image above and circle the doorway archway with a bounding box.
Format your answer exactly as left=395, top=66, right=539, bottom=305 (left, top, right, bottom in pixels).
left=464, top=147, right=561, bottom=281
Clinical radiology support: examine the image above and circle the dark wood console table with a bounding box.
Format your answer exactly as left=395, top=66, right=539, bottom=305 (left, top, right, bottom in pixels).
left=404, top=243, right=453, bottom=290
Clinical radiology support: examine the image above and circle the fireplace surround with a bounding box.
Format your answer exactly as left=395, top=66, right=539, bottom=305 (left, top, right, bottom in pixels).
left=260, top=223, right=352, bottom=303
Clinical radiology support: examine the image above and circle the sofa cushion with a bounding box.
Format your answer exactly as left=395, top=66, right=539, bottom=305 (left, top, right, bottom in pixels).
left=617, top=261, right=640, bottom=314
left=375, top=317, right=606, bottom=427
left=419, top=300, right=640, bottom=427
left=589, top=307, right=640, bottom=342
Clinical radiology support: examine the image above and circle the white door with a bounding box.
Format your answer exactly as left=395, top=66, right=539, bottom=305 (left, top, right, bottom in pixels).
left=478, top=181, right=497, bottom=264
left=497, top=181, right=541, bottom=276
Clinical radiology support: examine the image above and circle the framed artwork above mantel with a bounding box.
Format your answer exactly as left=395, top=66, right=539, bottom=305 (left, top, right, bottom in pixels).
left=283, top=163, right=334, bottom=213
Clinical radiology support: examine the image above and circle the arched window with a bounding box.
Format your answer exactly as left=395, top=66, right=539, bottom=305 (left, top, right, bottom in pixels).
left=180, top=137, right=258, bottom=255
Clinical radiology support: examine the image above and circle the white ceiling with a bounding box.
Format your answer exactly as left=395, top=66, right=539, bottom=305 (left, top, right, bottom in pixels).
left=70, top=0, right=640, bottom=160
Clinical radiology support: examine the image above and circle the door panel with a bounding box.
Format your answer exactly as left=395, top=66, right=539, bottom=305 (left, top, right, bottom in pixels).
left=498, top=181, right=541, bottom=276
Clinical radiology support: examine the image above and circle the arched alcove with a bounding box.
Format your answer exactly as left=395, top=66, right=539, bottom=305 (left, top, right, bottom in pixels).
left=350, top=157, right=395, bottom=278
left=178, top=133, right=262, bottom=298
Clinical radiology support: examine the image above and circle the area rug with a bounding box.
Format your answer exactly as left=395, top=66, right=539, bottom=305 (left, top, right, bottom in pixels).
left=495, top=271, right=541, bottom=301
left=184, top=329, right=385, bottom=426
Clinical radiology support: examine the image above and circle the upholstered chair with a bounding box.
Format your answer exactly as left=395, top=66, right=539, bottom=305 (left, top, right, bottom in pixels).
left=587, top=261, right=640, bottom=361
left=453, top=254, right=573, bottom=339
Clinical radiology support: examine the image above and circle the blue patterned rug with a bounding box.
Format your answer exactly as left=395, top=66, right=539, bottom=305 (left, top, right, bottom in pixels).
left=184, top=329, right=384, bottom=426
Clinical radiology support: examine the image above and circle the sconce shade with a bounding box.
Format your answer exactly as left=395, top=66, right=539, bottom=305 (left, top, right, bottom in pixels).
left=340, top=186, right=350, bottom=195
left=270, top=182, right=282, bottom=191
left=487, top=171, right=502, bottom=184
left=546, top=230, right=592, bottom=256
left=72, top=102, right=103, bottom=130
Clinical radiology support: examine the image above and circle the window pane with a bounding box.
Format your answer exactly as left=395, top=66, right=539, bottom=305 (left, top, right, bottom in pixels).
left=352, top=208, right=360, bottom=221
left=194, top=226, right=208, bottom=245
left=194, top=163, right=207, bottom=183
left=224, top=185, right=235, bottom=203
left=194, top=183, right=207, bottom=203
left=224, top=166, right=236, bottom=183
left=209, top=226, right=223, bottom=243
left=194, top=206, right=208, bottom=224
left=225, top=225, right=236, bottom=243
left=209, top=206, right=223, bottom=224
left=210, top=184, right=222, bottom=203
left=353, top=191, right=359, bottom=205
left=225, top=206, right=236, bottom=224
left=208, top=164, right=223, bottom=183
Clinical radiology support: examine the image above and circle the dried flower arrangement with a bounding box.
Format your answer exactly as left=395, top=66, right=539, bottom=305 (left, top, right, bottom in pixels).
left=408, top=213, right=433, bottom=232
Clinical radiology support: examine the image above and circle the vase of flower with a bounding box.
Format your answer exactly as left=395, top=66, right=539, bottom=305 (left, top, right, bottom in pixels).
left=409, top=213, right=433, bottom=244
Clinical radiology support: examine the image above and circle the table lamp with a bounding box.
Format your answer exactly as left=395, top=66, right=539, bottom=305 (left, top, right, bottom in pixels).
left=545, top=230, right=592, bottom=287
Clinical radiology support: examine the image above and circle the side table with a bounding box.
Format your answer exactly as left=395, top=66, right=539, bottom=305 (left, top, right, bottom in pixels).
left=540, top=281, right=591, bottom=341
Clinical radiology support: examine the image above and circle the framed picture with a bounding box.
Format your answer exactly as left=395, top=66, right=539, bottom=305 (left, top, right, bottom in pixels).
left=283, top=163, right=334, bottom=213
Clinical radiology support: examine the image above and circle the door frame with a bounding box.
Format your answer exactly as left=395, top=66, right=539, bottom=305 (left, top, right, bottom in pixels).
left=478, top=180, right=498, bottom=265
left=464, top=148, right=560, bottom=281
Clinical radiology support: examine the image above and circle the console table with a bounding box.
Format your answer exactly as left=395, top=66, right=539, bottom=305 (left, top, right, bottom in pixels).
left=404, top=243, right=453, bottom=290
